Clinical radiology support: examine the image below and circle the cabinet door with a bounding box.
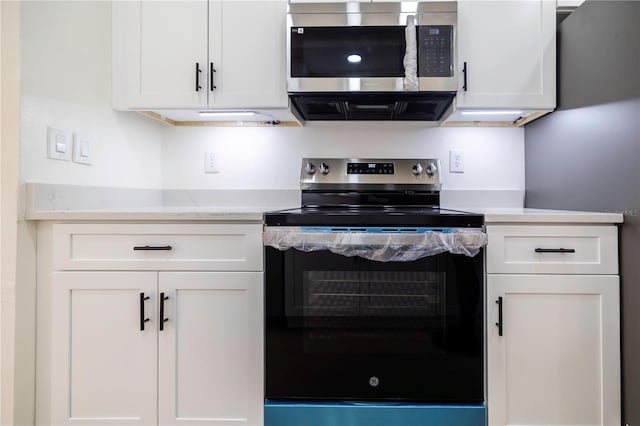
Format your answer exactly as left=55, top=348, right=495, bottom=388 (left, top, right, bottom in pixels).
left=208, top=1, right=287, bottom=108
left=158, top=272, right=264, bottom=426
left=113, top=1, right=208, bottom=109
left=50, top=272, right=158, bottom=425
left=487, top=275, right=621, bottom=426
left=456, top=0, right=556, bottom=109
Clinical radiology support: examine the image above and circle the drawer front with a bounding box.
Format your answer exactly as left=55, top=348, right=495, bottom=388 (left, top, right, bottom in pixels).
left=486, top=225, right=618, bottom=274
left=52, top=223, right=263, bottom=271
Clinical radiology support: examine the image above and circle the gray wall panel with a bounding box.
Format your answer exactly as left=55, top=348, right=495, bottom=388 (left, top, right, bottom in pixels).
left=525, top=1, right=640, bottom=423
left=557, top=1, right=640, bottom=110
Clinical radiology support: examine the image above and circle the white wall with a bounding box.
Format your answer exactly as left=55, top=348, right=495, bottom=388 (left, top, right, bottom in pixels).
left=1, top=3, right=21, bottom=425
left=20, top=1, right=163, bottom=189
left=162, top=125, right=525, bottom=191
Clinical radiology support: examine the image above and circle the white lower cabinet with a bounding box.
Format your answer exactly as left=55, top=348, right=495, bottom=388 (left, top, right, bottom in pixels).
left=158, top=272, right=263, bottom=426
left=486, top=224, right=621, bottom=426
left=487, top=275, right=621, bottom=426
left=37, top=222, right=264, bottom=426
left=50, top=272, right=159, bottom=425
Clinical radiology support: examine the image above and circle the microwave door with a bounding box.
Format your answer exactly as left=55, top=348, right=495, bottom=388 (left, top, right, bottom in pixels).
left=290, top=26, right=406, bottom=78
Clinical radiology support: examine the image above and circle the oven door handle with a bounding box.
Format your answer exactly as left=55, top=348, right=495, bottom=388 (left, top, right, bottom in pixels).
left=496, top=296, right=503, bottom=337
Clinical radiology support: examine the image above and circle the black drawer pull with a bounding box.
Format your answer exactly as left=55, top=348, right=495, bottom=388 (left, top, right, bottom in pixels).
left=496, top=297, right=503, bottom=337
left=133, top=245, right=173, bottom=251
left=534, top=248, right=576, bottom=253
left=139, top=292, right=150, bottom=331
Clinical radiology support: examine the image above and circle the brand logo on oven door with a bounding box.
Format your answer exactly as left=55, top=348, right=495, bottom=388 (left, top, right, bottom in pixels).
left=369, top=376, right=380, bottom=387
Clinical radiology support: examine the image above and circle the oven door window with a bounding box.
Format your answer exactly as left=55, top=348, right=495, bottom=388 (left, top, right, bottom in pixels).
left=290, top=26, right=406, bottom=78
left=265, top=248, right=483, bottom=403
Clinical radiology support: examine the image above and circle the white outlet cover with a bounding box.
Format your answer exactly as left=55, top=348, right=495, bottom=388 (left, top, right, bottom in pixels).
left=47, top=126, right=72, bottom=161
left=73, top=134, right=92, bottom=165
left=204, top=152, right=218, bottom=173
left=449, top=149, right=465, bottom=173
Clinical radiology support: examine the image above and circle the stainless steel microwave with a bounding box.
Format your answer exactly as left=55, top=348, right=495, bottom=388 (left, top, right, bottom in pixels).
left=286, top=2, right=458, bottom=94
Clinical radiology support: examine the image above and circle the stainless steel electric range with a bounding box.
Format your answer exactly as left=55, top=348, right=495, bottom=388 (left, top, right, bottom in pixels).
left=263, top=158, right=487, bottom=426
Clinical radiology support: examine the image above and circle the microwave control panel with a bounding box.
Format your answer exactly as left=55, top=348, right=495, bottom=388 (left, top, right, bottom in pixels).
left=418, top=25, right=454, bottom=77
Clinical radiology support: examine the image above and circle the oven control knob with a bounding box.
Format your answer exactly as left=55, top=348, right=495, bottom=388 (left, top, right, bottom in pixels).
left=425, top=162, right=438, bottom=177
left=411, top=163, right=424, bottom=176
left=304, top=162, right=316, bottom=175
left=319, top=162, right=330, bottom=175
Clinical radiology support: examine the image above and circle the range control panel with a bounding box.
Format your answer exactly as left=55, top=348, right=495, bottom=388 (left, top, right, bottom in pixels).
left=347, top=162, right=395, bottom=175
left=300, top=158, right=441, bottom=190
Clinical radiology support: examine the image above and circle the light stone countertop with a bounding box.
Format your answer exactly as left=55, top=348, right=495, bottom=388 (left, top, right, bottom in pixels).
left=469, top=208, right=623, bottom=224
left=23, top=183, right=623, bottom=224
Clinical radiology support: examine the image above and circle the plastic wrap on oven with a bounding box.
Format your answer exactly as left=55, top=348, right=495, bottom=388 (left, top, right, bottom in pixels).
left=263, top=227, right=487, bottom=261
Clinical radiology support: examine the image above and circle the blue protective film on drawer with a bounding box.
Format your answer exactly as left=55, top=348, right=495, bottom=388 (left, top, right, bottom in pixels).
left=264, top=400, right=486, bottom=426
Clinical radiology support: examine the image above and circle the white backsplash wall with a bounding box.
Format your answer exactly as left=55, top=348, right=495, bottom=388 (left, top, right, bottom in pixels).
left=20, top=1, right=163, bottom=189
left=162, top=125, right=525, bottom=192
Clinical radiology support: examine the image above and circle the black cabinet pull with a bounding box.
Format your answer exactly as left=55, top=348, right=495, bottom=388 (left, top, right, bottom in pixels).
left=133, top=245, right=173, bottom=251
left=534, top=248, right=576, bottom=253
left=496, top=297, right=503, bottom=337
left=210, top=62, right=217, bottom=90
left=462, top=61, right=468, bottom=91
left=195, top=62, right=202, bottom=91
left=139, top=292, right=150, bottom=331
left=159, top=292, right=169, bottom=331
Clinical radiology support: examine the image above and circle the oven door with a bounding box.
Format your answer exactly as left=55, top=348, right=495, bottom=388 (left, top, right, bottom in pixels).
left=265, top=245, right=483, bottom=403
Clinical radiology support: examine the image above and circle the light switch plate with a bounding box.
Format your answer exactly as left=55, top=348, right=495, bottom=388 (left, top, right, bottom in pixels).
left=47, top=127, right=72, bottom=161
left=73, top=134, right=92, bottom=165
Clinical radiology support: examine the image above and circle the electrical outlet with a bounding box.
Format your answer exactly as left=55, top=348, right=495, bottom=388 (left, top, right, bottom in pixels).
left=449, top=149, right=464, bottom=173
left=204, top=152, right=218, bottom=173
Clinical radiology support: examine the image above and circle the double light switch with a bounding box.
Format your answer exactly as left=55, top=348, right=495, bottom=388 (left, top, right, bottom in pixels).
left=47, top=126, right=92, bottom=165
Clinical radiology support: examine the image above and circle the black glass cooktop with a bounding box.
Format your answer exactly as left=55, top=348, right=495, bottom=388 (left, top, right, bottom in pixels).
left=265, top=207, right=483, bottom=228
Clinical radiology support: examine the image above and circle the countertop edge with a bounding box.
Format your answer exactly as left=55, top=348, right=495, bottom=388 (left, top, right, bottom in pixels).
left=24, top=209, right=624, bottom=224
left=24, top=210, right=266, bottom=222
left=478, top=210, right=624, bottom=224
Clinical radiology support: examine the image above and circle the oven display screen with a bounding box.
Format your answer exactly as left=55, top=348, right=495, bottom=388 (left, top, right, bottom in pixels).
left=347, top=162, right=394, bottom=175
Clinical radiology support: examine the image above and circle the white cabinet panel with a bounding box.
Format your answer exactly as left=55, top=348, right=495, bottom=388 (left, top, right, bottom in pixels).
left=113, top=1, right=208, bottom=109
left=50, top=272, right=158, bottom=425
left=209, top=1, right=287, bottom=108
left=487, top=274, right=621, bottom=426
left=456, top=0, right=556, bottom=110
left=158, top=272, right=264, bottom=426
left=486, top=225, right=618, bottom=274
left=52, top=223, right=263, bottom=271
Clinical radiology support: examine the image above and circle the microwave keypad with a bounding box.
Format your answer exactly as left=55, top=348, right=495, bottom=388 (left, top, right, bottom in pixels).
left=418, top=25, right=454, bottom=78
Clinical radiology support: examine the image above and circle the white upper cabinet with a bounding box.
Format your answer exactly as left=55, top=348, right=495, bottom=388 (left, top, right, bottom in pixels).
left=113, top=1, right=209, bottom=109
left=209, top=1, right=287, bottom=108
left=113, top=1, right=287, bottom=110
left=454, top=0, right=556, bottom=111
